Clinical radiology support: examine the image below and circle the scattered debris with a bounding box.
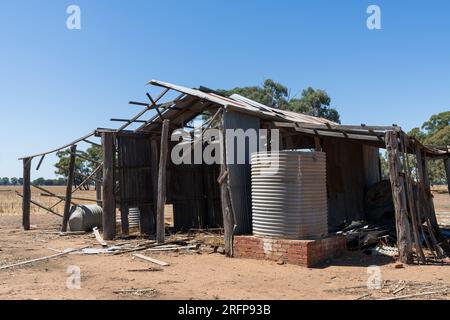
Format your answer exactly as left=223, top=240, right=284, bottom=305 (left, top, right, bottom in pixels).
left=147, top=245, right=198, bottom=252
left=133, top=253, right=170, bottom=266
left=0, top=246, right=89, bottom=271
left=337, top=220, right=393, bottom=251
left=369, top=244, right=398, bottom=257
left=111, top=241, right=158, bottom=255
left=127, top=267, right=163, bottom=272
left=113, top=288, right=159, bottom=297
left=330, top=280, right=450, bottom=300
left=355, top=293, right=371, bottom=300
left=59, top=231, right=87, bottom=237
left=392, top=285, right=406, bottom=295
left=93, top=227, right=108, bottom=247
left=71, top=247, right=125, bottom=255
left=380, top=290, right=448, bottom=300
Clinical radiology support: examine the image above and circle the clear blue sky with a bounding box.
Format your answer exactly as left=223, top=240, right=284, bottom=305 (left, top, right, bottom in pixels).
left=1, top=0, right=449, bottom=178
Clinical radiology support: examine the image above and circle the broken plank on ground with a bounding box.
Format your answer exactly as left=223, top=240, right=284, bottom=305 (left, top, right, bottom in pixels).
left=93, top=227, right=108, bottom=247
left=133, top=253, right=170, bottom=266
left=146, top=245, right=198, bottom=252
left=127, top=267, right=163, bottom=272
left=0, top=246, right=89, bottom=270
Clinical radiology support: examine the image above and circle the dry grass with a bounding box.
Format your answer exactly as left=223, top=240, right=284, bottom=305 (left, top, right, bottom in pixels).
left=431, top=185, right=449, bottom=193
left=0, top=185, right=175, bottom=225
left=0, top=186, right=97, bottom=216
left=0, top=185, right=446, bottom=227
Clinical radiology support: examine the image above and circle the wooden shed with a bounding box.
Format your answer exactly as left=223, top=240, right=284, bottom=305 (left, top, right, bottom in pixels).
left=20, top=80, right=450, bottom=264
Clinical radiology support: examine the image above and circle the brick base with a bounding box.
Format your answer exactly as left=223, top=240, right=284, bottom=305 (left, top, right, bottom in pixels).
left=233, top=235, right=346, bottom=267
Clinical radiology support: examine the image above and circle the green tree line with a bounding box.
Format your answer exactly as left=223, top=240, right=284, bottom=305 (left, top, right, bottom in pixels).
left=0, top=177, right=64, bottom=186
left=217, top=79, right=341, bottom=123
left=0, top=177, right=24, bottom=186
left=1, top=146, right=103, bottom=187
left=380, top=111, right=449, bottom=184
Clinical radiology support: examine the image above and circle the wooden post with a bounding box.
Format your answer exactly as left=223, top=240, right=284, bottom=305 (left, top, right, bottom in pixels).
left=22, top=158, right=32, bottom=231
left=102, top=133, right=116, bottom=240
left=444, top=158, right=450, bottom=196
left=117, top=140, right=129, bottom=237
left=385, top=131, right=413, bottom=264
left=156, top=120, right=170, bottom=244
left=202, top=162, right=215, bottom=228
left=150, top=139, right=159, bottom=234
left=61, top=145, right=77, bottom=232
left=401, top=136, right=425, bottom=263
left=120, top=205, right=129, bottom=236
left=314, top=136, right=322, bottom=151
left=219, top=112, right=235, bottom=257
left=96, top=169, right=102, bottom=206
left=414, top=147, right=435, bottom=255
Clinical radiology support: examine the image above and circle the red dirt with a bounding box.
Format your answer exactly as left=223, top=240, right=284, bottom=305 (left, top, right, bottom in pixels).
left=0, top=213, right=449, bottom=300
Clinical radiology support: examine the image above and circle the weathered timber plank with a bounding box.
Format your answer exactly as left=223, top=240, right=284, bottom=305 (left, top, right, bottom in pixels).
left=156, top=120, right=170, bottom=244
left=385, top=131, right=413, bottom=264
left=22, top=158, right=31, bottom=230
left=61, top=145, right=77, bottom=232
left=102, top=133, right=116, bottom=240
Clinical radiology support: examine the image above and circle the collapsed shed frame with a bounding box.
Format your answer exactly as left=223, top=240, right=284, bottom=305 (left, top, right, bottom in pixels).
left=19, top=80, right=450, bottom=264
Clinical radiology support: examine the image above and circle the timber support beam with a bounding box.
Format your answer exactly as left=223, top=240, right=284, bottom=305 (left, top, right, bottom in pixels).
left=218, top=111, right=235, bottom=257
left=22, top=158, right=32, bottom=231
left=61, top=145, right=77, bottom=232
left=385, top=131, right=414, bottom=264
left=156, top=120, right=170, bottom=244
left=102, top=132, right=116, bottom=240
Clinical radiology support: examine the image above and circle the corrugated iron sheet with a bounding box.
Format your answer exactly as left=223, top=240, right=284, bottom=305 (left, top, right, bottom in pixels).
left=223, top=110, right=260, bottom=235
left=146, top=79, right=334, bottom=128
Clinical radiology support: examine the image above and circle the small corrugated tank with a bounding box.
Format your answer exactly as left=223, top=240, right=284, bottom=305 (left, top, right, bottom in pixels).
left=68, top=204, right=103, bottom=232
left=128, top=207, right=141, bottom=229
left=251, top=151, right=328, bottom=240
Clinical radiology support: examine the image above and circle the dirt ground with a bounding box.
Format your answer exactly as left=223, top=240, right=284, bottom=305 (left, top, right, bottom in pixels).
left=434, top=189, right=450, bottom=228
left=0, top=213, right=449, bottom=300
left=0, top=188, right=449, bottom=300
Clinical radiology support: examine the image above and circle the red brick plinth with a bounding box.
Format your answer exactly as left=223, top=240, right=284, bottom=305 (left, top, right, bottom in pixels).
left=233, top=235, right=346, bottom=267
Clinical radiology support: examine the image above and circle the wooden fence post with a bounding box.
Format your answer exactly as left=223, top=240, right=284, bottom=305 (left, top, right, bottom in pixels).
left=61, top=145, right=77, bottom=232
left=22, top=158, right=32, bottom=231
left=102, top=133, right=116, bottom=240
left=156, top=120, right=170, bottom=244
left=385, top=131, right=413, bottom=264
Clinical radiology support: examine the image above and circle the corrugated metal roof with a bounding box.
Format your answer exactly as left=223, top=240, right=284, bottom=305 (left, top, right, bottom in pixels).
left=147, top=79, right=334, bottom=126
left=229, top=93, right=334, bottom=125
left=142, top=80, right=449, bottom=157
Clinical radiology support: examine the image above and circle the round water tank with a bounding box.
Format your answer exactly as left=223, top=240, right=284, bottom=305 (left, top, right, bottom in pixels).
left=251, top=151, right=328, bottom=239
left=128, top=207, right=141, bottom=229
left=68, top=204, right=103, bottom=232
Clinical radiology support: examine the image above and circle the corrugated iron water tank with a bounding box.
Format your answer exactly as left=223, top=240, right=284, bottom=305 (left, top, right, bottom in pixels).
left=128, top=207, right=141, bottom=229
left=68, top=204, right=103, bottom=232
left=251, top=151, right=328, bottom=239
